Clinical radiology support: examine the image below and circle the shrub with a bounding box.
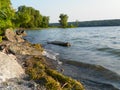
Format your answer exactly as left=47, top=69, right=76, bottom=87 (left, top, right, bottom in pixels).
left=0, top=36, right=2, bottom=42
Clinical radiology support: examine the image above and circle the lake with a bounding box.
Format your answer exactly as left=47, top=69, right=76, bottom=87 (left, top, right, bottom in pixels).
left=25, top=26, right=120, bottom=90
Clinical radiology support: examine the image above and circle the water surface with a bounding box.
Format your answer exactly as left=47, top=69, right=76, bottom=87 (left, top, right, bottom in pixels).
left=25, top=26, right=120, bottom=89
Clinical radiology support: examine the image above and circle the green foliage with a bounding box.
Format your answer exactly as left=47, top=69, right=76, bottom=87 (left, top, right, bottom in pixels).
left=59, top=14, right=68, bottom=28
left=15, top=5, right=49, bottom=28
left=0, top=36, right=2, bottom=42
left=15, top=12, right=31, bottom=27
left=42, top=16, right=49, bottom=28
left=0, top=2, right=49, bottom=30
left=68, top=24, right=75, bottom=28
left=0, top=0, right=15, bottom=34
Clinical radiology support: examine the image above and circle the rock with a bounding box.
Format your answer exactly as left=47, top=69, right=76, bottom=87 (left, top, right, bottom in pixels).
left=0, top=52, right=25, bottom=83
left=16, top=30, right=27, bottom=36
left=9, top=42, right=43, bottom=55
left=0, top=45, right=6, bottom=51
left=5, top=29, right=17, bottom=42
left=5, top=29, right=26, bottom=43
left=15, top=35, right=25, bottom=43
left=47, top=41, right=71, bottom=47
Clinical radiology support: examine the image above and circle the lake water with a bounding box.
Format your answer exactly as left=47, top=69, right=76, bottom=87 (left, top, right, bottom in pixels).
left=25, top=26, right=120, bottom=90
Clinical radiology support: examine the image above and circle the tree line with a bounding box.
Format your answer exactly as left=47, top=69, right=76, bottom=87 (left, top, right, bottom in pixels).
left=15, top=5, right=49, bottom=28
left=0, top=1, right=50, bottom=30
left=77, top=19, right=120, bottom=27
left=2, top=0, right=120, bottom=33
left=0, top=0, right=70, bottom=32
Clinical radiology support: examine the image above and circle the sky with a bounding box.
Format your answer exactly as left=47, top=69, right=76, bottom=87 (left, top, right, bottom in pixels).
left=11, top=0, right=120, bottom=23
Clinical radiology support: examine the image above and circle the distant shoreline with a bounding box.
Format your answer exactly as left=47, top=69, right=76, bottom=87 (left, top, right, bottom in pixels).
left=15, top=19, right=120, bottom=30
left=50, top=19, right=120, bottom=27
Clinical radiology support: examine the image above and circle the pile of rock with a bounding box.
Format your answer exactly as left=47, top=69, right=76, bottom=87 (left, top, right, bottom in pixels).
left=0, top=29, right=85, bottom=90
left=5, top=29, right=26, bottom=43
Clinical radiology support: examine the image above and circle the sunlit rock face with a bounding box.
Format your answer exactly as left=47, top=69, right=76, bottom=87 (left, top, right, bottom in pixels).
left=0, top=52, right=24, bottom=83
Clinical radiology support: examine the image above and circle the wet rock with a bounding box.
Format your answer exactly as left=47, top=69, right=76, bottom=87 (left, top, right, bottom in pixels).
left=47, top=41, right=71, bottom=47
left=9, top=42, right=43, bottom=55
left=16, top=30, right=27, bottom=36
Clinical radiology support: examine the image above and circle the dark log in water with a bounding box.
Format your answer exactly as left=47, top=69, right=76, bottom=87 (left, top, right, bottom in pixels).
left=47, top=41, right=71, bottom=47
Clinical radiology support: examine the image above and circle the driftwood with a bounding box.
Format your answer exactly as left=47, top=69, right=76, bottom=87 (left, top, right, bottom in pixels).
left=47, top=41, right=71, bottom=47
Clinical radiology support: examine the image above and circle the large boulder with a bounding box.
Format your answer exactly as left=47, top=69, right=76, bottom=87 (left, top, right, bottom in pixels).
left=0, top=52, right=25, bottom=83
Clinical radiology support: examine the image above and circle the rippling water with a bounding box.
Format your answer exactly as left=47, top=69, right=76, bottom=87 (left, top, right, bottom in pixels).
left=25, top=26, right=120, bottom=89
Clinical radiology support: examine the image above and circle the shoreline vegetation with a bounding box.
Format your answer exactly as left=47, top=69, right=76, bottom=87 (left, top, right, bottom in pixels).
left=0, top=28, right=85, bottom=90
left=50, top=19, right=120, bottom=28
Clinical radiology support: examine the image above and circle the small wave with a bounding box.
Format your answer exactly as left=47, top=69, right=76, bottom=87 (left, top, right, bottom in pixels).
left=61, top=60, right=120, bottom=89
left=42, top=49, right=59, bottom=60
left=97, top=47, right=120, bottom=56
left=42, top=49, right=62, bottom=65
left=97, top=47, right=111, bottom=51
left=82, top=78, right=119, bottom=90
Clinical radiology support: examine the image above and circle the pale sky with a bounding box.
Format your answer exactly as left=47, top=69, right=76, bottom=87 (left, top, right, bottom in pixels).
left=11, top=0, right=120, bottom=23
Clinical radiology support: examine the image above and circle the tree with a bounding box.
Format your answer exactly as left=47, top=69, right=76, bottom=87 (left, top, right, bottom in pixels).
left=0, top=0, right=15, bottom=31
left=59, top=14, right=68, bottom=28
left=41, top=16, right=49, bottom=28
left=18, top=12, right=31, bottom=27
left=15, top=5, right=49, bottom=28
left=75, top=20, right=79, bottom=27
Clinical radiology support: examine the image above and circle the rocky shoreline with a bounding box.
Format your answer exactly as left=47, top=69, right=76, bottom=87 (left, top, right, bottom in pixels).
left=0, top=29, right=84, bottom=90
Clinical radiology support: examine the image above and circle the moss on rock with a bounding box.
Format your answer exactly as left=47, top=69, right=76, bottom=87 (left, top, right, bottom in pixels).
left=32, top=43, right=44, bottom=52
left=46, top=69, right=84, bottom=90
left=25, top=56, right=85, bottom=90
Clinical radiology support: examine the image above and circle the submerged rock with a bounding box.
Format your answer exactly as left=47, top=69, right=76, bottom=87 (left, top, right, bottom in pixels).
left=47, top=41, right=71, bottom=47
